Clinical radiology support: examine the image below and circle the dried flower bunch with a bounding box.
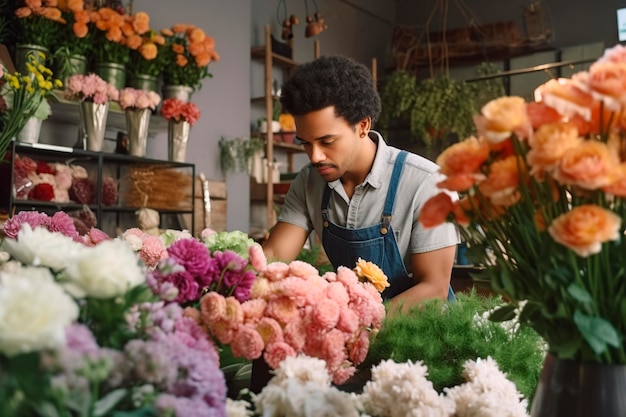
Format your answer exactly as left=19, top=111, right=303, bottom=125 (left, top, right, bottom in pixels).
left=420, top=43, right=626, bottom=364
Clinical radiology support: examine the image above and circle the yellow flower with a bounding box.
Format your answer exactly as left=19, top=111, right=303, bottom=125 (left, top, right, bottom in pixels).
left=354, top=258, right=389, bottom=292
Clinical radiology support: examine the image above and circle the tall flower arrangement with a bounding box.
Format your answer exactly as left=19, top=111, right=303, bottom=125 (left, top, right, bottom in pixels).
left=161, top=23, right=220, bottom=90
left=161, top=97, right=201, bottom=125
left=420, top=43, right=626, bottom=364
left=0, top=52, right=61, bottom=160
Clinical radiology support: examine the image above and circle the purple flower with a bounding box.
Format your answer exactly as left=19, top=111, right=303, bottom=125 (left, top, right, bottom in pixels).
left=3, top=211, right=50, bottom=238
left=155, top=394, right=226, bottom=417
left=169, top=270, right=201, bottom=303
left=209, top=250, right=255, bottom=302
left=168, top=238, right=212, bottom=276
left=65, top=324, right=99, bottom=353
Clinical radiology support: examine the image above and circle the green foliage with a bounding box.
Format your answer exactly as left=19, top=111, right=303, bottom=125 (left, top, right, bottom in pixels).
left=365, top=290, right=545, bottom=402
left=218, top=136, right=264, bottom=177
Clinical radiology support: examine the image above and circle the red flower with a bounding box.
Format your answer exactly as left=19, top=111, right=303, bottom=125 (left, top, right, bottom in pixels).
left=36, top=161, right=56, bottom=175
left=28, top=183, right=55, bottom=201
left=160, top=98, right=201, bottom=126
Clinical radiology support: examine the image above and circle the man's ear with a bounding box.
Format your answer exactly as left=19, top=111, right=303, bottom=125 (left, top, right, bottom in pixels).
left=358, top=116, right=372, bottom=137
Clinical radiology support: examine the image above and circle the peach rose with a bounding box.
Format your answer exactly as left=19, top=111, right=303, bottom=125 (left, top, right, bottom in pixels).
left=437, top=172, right=485, bottom=192
left=526, top=101, right=563, bottom=129
left=534, top=77, right=593, bottom=121
left=553, top=140, right=618, bottom=189
left=475, top=96, right=530, bottom=144
left=478, top=155, right=525, bottom=207
left=527, top=122, right=583, bottom=177
left=602, top=163, right=626, bottom=197
left=548, top=205, right=621, bottom=257
left=436, top=136, right=490, bottom=176
left=588, top=62, right=626, bottom=109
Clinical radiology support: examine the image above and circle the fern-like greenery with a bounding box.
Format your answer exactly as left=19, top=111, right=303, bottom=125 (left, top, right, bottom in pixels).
left=364, top=290, right=545, bottom=403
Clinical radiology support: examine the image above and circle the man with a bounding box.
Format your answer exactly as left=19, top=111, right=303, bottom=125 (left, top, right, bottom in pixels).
left=262, top=55, right=459, bottom=312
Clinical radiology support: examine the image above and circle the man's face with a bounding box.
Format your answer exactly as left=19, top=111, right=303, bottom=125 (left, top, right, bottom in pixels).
left=294, top=106, right=362, bottom=182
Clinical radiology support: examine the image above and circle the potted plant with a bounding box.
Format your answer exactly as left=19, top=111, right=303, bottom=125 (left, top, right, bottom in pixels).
left=218, top=136, right=264, bottom=176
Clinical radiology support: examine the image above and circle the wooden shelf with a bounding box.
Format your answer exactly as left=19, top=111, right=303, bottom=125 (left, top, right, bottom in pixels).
left=251, top=47, right=299, bottom=68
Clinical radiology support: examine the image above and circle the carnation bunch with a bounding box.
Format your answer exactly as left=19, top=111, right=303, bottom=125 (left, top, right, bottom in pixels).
left=118, top=87, right=161, bottom=110
left=160, top=97, right=201, bottom=125
left=199, top=253, right=387, bottom=385
left=161, top=23, right=220, bottom=90
left=419, top=43, right=626, bottom=364
left=64, top=72, right=119, bottom=104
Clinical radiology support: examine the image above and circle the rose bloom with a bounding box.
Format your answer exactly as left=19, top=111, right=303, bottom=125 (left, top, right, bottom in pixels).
left=603, top=163, right=626, bottom=197
left=63, top=239, right=145, bottom=298
left=534, top=77, right=594, bottom=121
left=419, top=192, right=454, bottom=229
left=0, top=266, right=79, bottom=356
left=478, top=155, right=524, bottom=207
left=353, top=258, right=389, bottom=292
left=552, top=140, right=618, bottom=190
left=436, top=136, right=490, bottom=176
left=475, top=96, right=530, bottom=144
left=548, top=204, right=621, bottom=257
left=526, top=101, right=562, bottom=129
left=587, top=62, right=626, bottom=109
left=527, top=122, right=583, bottom=177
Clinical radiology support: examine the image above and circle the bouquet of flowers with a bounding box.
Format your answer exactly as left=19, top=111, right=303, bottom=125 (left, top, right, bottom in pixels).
left=90, top=6, right=149, bottom=65
left=127, top=29, right=168, bottom=78
left=161, top=23, right=220, bottom=90
left=55, top=0, right=93, bottom=58
left=118, top=87, right=161, bottom=110
left=420, top=43, right=626, bottom=364
left=13, top=0, right=66, bottom=51
left=0, top=53, right=61, bottom=160
left=161, top=97, right=201, bottom=125
left=0, top=212, right=228, bottom=416
left=64, top=72, right=119, bottom=103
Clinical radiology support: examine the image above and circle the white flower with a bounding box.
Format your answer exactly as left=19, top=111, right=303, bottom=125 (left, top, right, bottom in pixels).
left=445, top=357, right=529, bottom=417
left=0, top=265, right=79, bottom=356
left=271, top=354, right=331, bottom=387
left=0, top=251, right=10, bottom=263
left=361, top=359, right=453, bottom=417
left=0, top=224, right=83, bottom=271
left=63, top=239, right=145, bottom=298
left=226, top=398, right=253, bottom=417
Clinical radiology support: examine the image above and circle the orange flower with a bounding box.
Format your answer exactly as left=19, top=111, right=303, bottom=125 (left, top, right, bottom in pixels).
left=602, top=163, right=626, bottom=197
left=527, top=122, right=583, bottom=178
left=419, top=192, right=455, bottom=228
left=126, top=34, right=142, bottom=50
left=437, top=173, right=485, bottom=192
left=188, top=27, right=206, bottom=44
left=131, top=11, right=150, bottom=35
left=526, top=101, right=562, bottom=129
left=139, top=42, right=157, bottom=60
left=476, top=96, right=530, bottom=144
left=588, top=62, right=626, bottom=109
left=436, top=135, right=490, bottom=176
left=353, top=258, right=389, bottom=292
left=534, top=77, right=594, bottom=121
left=553, top=140, right=618, bottom=189
left=479, top=155, right=525, bottom=207
left=176, top=54, right=189, bottom=67
left=548, top=204, right=621, bottom=257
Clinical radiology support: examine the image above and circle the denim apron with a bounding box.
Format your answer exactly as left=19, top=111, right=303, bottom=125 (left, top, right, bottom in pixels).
left=321, top=151, right=455, bottom=301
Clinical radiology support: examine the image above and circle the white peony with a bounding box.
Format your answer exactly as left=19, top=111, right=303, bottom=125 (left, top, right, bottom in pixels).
left=0, top=265, right=79, bottom=356
left=0, top=224, right=84, bottom=271
left=63, top=239, right=145, bottom=298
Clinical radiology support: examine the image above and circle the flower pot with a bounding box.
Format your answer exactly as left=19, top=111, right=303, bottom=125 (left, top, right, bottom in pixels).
left=54, top=53, right=88, bottom=86
left=162, top=85, right=194, bottom=103
left=16, top=116, right=43, bottom=144
left=78, top=101, right=109, bottom=152
left=168, top=119, right=191, bottom=162
left=530, top=354, right=626, bottom=417
left=125, top=108, right=152, bottom=157
left=258, top=120, right=281, bottom=134
left=15, top=44, right=49, bottom=75
left=94, top=62, right=126, bottom=90
left=126, top=74, right=158, bottom=92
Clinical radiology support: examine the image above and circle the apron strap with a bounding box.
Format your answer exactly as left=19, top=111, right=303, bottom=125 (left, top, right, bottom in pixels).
left=321, top=184, right=332, bottom=227
left=381, top=151, right=408, bottom=233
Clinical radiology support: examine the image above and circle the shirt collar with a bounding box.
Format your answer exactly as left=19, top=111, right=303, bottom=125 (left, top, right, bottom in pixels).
left=326, top=130, right=389, bottom=190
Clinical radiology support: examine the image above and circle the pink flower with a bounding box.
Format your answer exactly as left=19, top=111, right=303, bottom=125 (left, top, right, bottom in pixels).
left=326, top=281, right=350, bottom=307
left=249, top=243, right=267, bottom=272
left=118, top=87, right=161, bottom=110
left=230, top=325, right=264, bottom=360
left=266, top=295, right=299, bottom=324
left=160, top=98, right=201, bottom=125
left=274, top=277, right=310, bottom=307
left=336, top=266, right=359, bottom=286
left=48, top=211, right=81, bottom=241
left=256, top=317, right=284, bottom=345
left=263, top=261, right=290, bottom=281
left=83, top=227, right=111, bottom=246
left=312, top=298, right=340, bottom=329
left=347, top=330, right=370, bottom=365
left=332, top=365, right=356, bottom=385
left=264, top=341, right=296, bottom=369
left=322, top=328, right=347, bottom=371
left=288, top=260, right=320, bottom=279
left=65, top=73, right=118, bottom=104
left=283, top=316, right=307, bottom=351
left=241, top=298, right=267, bottom=323
left=223, top=296, right=244, bottom=325
left=200, top=291, right=226, bottom=323
left=336, top=308, right=359, bottom=334
left=140, top=235, right=166, bottom=267
left=3, top=211, right=50, bottom=238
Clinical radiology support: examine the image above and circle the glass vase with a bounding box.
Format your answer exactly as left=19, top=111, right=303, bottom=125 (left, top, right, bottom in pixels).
left=168, top=119, right=191, bottom=162
left=531, top=354, right=626, bottom=417
left=126, top=108, right=152, bottom=157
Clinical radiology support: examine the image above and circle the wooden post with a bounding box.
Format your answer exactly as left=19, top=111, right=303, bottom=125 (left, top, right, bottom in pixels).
left=264, top=24, right=275, bottom=229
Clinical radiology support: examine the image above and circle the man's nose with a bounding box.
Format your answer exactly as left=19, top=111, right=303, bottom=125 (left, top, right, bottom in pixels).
left=309, top=144, right=325, bottom=164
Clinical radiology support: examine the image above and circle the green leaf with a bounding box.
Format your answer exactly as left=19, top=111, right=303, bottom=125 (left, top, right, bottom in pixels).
left=488, top=304, right=517, bottom=322
left=573, top=310, right=621, bottom=355
left=111, top=407, right=156, bottom=417
left=93, top=388, right=128, bottom=417
left=567, top=284, right=593, bottom=304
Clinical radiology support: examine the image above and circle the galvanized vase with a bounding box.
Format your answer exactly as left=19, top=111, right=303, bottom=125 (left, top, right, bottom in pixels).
left=126, top=108, right=152, bottom=157
left=78, top=101, right=109, bottom=152
left=168, top=120, right=191, bottom=162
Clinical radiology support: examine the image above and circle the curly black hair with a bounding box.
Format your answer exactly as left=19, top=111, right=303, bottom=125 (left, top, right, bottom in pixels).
left=280, top=55, right=381, bottom=125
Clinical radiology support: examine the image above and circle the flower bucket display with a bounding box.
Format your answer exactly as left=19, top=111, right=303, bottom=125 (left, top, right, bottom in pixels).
left=16, top=116, right=43, bottom=144
left=78, top=101, right=109, bottom=152
left=14, top=44, right=49, bottom=74
left=93, top=61, right=126, bottom=91
left=126, top=73, right=158, bottom=92
left=162, top=84, right=194, bottom=102
left=125, top=107, right=151, bottom=157
left=167, top=119, right=191, bottom=162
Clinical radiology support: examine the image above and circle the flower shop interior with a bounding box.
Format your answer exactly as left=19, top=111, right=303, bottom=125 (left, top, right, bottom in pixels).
left=2, top=0, right=626, bottom=416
